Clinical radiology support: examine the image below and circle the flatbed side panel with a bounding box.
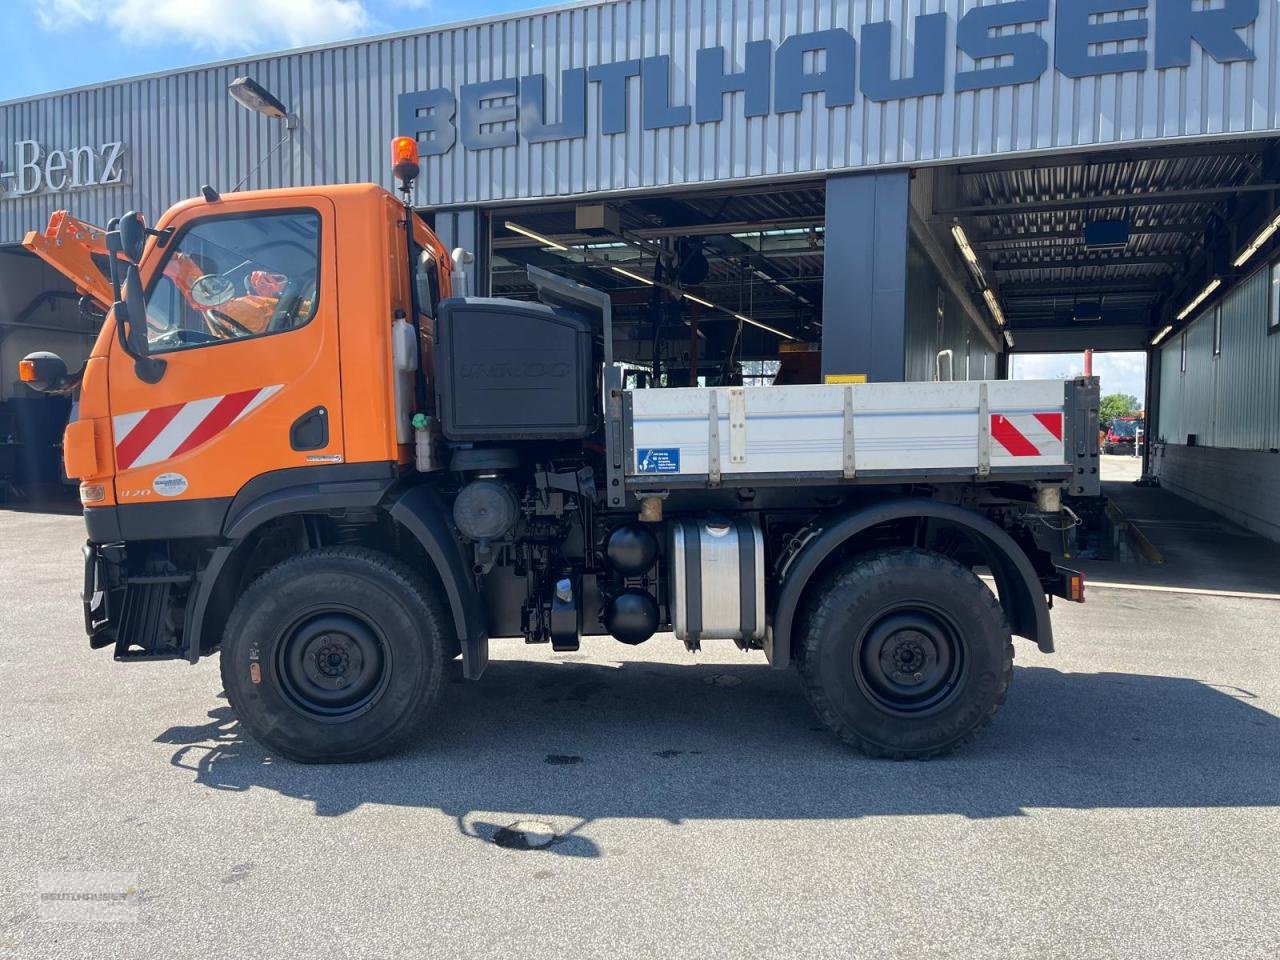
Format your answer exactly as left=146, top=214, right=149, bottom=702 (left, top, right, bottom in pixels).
left=626, top=380, right=1072, bottom=482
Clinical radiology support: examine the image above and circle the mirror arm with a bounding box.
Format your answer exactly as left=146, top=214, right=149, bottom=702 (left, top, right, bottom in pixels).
left=104, top=221, right=124, bottom=304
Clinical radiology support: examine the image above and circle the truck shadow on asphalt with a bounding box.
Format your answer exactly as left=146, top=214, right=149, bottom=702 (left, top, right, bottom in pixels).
left=155, top=659, right=1279, bottom=856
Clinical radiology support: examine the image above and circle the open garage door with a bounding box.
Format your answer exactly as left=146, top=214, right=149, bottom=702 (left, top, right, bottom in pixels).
left=932, top=139, right=1280, bottom=356
left=484, top=182, right=826, bottom=388
left=930, top=137, right=1280, bottom=540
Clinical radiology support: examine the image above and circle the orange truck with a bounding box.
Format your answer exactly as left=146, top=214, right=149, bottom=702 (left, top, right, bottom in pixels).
left=19, top=139, right=1097, bottom=763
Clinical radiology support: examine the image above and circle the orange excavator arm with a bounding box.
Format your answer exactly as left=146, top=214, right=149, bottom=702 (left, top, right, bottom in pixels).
left=22, top=211, right=115, bottom=310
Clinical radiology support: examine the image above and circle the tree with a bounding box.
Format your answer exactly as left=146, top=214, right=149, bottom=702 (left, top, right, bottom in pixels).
left=1099, top=393, right=1139, bottom=425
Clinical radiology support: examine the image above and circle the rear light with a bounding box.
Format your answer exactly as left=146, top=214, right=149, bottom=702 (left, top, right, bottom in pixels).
left=79, top=483, right=106, bottom=504
left=1069, top=573, right=1086, bottom=602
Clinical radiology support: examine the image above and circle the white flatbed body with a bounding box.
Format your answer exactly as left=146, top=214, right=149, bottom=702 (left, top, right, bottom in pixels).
left=622, top=378, right=1098, bottom=495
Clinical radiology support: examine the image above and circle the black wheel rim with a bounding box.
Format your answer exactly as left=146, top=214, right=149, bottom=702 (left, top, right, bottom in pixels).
left=274, top=607, right=392, bottom=722
left=853, top=604, right=967, bottom=717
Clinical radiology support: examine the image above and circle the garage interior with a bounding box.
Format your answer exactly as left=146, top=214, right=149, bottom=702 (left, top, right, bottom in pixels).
left=0, top=249, right=89, bottom=501
left=483, top=182, right=829, bottom=387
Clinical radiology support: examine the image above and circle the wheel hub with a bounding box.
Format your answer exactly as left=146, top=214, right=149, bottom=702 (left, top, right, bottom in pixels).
left=276, top=612, right=390, bottom=720
left=856, top=610, right=964, bottom=717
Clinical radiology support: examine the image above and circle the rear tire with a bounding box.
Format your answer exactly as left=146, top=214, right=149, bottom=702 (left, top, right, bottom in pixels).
left=220, top=547, right=450, bottom=763
left=796, top=549, right=1013, bottom=759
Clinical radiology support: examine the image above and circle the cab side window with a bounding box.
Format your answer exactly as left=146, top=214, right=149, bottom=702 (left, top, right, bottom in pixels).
left=145, top=210, right=321, bottom=354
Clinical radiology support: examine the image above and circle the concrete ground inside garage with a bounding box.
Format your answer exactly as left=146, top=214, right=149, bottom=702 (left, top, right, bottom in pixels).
left=1071, top=455, right=1280, bottom=598
left=1, top=509, right=1277, bottom=960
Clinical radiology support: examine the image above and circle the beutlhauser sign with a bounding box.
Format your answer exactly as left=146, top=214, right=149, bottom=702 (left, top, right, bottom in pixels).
left=399, top=0, right=1260, bottom=155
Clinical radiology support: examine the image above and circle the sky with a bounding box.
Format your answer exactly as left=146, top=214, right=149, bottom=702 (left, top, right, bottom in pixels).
left=1009, top=351, right=1148, bottom=407
left=2, top=0, right=555, bottom=102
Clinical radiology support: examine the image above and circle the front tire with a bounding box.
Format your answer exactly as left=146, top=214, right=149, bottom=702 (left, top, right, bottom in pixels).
left=220, top=547, right=450, bottom=763
left=796, top=549, right=1013, bottom=759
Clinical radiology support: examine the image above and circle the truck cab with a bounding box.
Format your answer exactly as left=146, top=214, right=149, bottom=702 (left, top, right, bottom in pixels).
left=21, top=149, right=1096, bottom=764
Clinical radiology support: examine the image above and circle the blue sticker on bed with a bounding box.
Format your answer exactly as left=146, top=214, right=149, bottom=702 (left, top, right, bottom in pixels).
left=636, top=448, right=681, bottom=473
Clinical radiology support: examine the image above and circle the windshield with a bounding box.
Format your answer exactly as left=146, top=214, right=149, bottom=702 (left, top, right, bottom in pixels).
left=1110, top=419, right=1139, bottom=437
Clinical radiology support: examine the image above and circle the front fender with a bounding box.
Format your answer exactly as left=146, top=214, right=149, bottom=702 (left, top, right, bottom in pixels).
left=770, top=499, right=1052, bottom=669
left=387, top=484, right=489, bottom=680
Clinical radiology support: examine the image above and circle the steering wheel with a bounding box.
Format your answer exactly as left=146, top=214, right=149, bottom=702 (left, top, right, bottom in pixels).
left=267, top=280, right=307, bottom=333
left=205, top=308, right=256, bottom=339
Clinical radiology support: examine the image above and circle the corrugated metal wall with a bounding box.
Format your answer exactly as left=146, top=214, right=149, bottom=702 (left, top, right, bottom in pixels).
left=904, top=235, right=994, bottom=383
left=1158, top=263, right=1280, bottom=451
left=3, top=0, right=1280, bottom=243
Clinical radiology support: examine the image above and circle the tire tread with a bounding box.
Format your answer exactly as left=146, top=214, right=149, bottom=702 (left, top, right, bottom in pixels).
left=219, top=545, right=450, bottom=763
left=795, top=548, right=1014, bottom=760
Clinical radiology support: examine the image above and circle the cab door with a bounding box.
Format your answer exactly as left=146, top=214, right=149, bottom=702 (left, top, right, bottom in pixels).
left=107, top=197, right=344, bottom=509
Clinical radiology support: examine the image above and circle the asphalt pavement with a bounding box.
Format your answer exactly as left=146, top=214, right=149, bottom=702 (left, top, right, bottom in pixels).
left=1, top=510, right=1277, bottom=960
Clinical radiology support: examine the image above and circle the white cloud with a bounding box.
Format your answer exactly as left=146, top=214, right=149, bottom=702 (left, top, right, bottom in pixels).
left=1010, top=351, right=1148, bottom=405
left=33, top=0, right=373, bottom=53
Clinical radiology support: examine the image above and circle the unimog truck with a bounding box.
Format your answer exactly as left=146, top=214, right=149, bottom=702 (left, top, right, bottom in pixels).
left=20, top=137, right=1096, bottom=762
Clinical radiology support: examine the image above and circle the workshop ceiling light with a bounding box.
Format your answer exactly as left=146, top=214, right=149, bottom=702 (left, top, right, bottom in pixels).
left=504, top=221, right=568, bottom=252
left=1151, top=324, right=1174, bottom=346
left=734, top=313, right=797, bottom=341
left=952, top=223, right=979, bottom=264
left=611, top=266, right=654, bottom=285
left=1176, top=278, right=1222, bottom=321
left=1233, top=209, right=1280, bottom=268
left=683, top=293, right=716, bottom=309
left=982, top=288, right=1006, bottom=327
left=952, top=223, right=987, bottom=287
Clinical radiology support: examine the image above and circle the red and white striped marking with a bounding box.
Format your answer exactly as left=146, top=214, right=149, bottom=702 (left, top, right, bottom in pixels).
left=990, top=412, right=1064, bottom=459
left=112, top=385, right=282, bottom=470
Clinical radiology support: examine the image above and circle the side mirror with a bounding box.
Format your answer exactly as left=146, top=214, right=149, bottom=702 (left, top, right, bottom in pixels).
left=118, top=211, right=147, bottom=264
left=18, top=351, right=68, bottom=394
left=115, top=264, right=166, bottom=383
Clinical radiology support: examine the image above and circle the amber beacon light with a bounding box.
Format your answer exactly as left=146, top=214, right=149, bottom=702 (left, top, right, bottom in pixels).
left=391, top=137, right=420, bottom=200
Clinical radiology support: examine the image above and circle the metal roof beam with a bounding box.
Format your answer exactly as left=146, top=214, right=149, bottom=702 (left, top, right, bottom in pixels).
left=953, top=140, right=1269, bottom=176
left=938, top=182, right=1278, bottom=217
left=998, top=281, right=1161, bottom=298
left=992, top=254, right=1182, bottom=271
left=972, top=223, right=1205, bottom=248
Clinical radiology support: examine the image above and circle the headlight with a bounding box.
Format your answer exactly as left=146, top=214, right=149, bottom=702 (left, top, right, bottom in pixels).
left=79, top=483, right=106, bottom=504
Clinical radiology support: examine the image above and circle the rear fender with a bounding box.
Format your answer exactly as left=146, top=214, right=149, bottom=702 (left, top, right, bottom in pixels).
left=770, top=499, right=1052, bottom=669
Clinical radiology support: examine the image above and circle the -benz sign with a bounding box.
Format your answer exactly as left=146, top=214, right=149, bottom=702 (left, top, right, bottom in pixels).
left=0, top=139, right=127, bottom=198
left=399, top=0, right=1259, bottom=155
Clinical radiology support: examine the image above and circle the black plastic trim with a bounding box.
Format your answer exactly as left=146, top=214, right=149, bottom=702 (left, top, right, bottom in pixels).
left=84, top=506, right=124, bottom=543
left=222, top=462, right=397, bottom=538
left=87, top=498, right=233, bottom=543
left=735, top=517, right=756, bottom=639
left=387, top=483, right=490, bottom=680
left=683, top=520, right=702, bottom=644
left=289, top=405, right=329, bottom=451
